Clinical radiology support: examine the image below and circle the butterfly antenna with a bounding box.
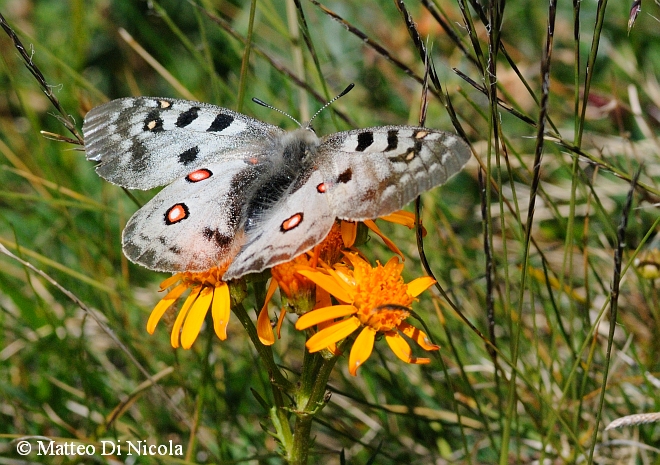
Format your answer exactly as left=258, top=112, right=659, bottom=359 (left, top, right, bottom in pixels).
left=307, top=83, right=355, bottom=127
left=252, top=97, right=303, bottom=127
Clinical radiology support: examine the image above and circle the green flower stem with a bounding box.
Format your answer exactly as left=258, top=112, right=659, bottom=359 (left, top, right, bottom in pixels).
left=270, top=385, right=294, bottom=457
left=288, top=344, right=344, bottom=465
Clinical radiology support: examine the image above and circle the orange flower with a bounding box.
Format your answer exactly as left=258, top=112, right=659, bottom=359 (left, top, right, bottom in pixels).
left=147, top=267, right=230, bottom=349
left=294, top=253, right=438, bottom=375
left=258, top=222, right=347, bottom=345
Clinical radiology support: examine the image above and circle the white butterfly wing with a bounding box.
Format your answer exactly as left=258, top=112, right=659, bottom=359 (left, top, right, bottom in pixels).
left=83, top=97, right=283, bottom=190
left=317, top=126, right=471, bottom=220
left=224, top=170, right=335, bottom=280
left=121, top=159, right=257, bottom=272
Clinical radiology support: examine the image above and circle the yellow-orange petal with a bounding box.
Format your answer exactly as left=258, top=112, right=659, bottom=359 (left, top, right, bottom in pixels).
left=315, top=286, right=332, bottom=309
left=171, top=285, right=202, bottom=348
left=380, top=211, right=427, bottom=236
left=212, top=283, right=230, bottom=340
left=348, top=326, right=376, bottom=375
left=380, top=210, right=415, bottom=228
left=147, top=282, right=189, bottom=334
left=383, top=255, right=405, bottom=274
left=407, top=276, right=436, bottom=297
left=317, top=319, right=339, bottom=355
left=276, top=307, right=287, bottom=339
left=256, top=279, right=278, bottom=345
left=384, top=331, right=413, bottom=362
left=363, top=219, right=404, bottom=259
left=264, top=276, right=279, bottom=306
left=398, top=321, right=440, bottom=351
left=385, top=331, right=431, bottom=365
left=181, top=286, right=214, bottom=349
left=342, top=252, right=371, bottom=283
left=295, top=305, right=357, bottom=330
left=297, top=269, right=354, bottom=303
left=257, top=303, right=275, bottom=346
left=159, top=273, right=184, bottom=291
left=305, top=316, right=361, bottom=353
left=341, top=220, right=358, bottom=247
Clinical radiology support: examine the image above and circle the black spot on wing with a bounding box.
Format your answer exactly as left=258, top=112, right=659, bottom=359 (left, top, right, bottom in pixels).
left=337, top=168, right=352, bottom=183
left=202, top=227, right=233, bottom=249
left=175, top=107, right=200, bottom=127
left=178, top=146, right=200, bottom=165
left=413, top=138, right=423, bottom=154
left=355, top=131, right=374, bottom=152
left=208, top=113, right=234, bottom=132
left=385, top=129, right=398, bottom=151
left=143, top=110, right=164, bottom=132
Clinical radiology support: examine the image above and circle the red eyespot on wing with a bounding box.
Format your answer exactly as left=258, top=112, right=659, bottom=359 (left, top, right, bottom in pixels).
left=165, top=203, right=190, bottom=225
left=247, top=157, right=259, bottom=165
left=281, top=213, right=303, bottom=232
left=186, top=169, right=213, bottom=182
left=316, top=182, right=327, bottom=193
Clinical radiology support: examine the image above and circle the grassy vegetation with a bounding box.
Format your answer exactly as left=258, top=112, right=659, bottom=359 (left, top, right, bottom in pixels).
left=2, top=0, right=660, bottom=463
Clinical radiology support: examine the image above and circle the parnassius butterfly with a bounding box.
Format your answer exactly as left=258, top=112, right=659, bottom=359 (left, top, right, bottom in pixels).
left=82, top=93, right=471, bottom=280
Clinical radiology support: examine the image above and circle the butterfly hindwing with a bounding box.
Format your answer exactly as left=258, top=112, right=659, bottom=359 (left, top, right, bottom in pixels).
left=121, top=159, right=255, bottom=272
left=317, top=126, right=472, bottom=220
left=83, top=97, right=283, bottom=190
left=224, top=170, right=335, bottom=280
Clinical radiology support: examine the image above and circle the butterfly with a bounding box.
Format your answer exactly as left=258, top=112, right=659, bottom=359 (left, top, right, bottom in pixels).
left=82, top=92, right=471, bottom=280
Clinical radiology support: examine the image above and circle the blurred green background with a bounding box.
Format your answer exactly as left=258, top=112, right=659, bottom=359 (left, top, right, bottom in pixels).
left=1, top=0, right=660, bottom=463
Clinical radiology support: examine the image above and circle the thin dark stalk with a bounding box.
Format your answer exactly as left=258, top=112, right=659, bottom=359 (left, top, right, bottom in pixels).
left=586, top=168, right=640, bottom=462
left=453, top=69, right=538, bottom=127
left=479, top=166, right=497, bottom=367
left=480, top=1, right=507, bottom=462
left=0, top=12, right=82, bottom=144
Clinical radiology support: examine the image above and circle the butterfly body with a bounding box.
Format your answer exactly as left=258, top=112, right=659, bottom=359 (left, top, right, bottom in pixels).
left=83, top=97, right=470, bottom=280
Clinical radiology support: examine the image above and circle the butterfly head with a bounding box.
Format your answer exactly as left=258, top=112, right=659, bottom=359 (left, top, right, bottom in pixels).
left=280, top=128, right=321, bottom=163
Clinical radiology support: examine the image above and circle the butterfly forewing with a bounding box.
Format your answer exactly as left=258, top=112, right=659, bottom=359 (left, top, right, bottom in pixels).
left=83, top=97, right=283, bottom=190
left=317, top=126, right=471, bottom=220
